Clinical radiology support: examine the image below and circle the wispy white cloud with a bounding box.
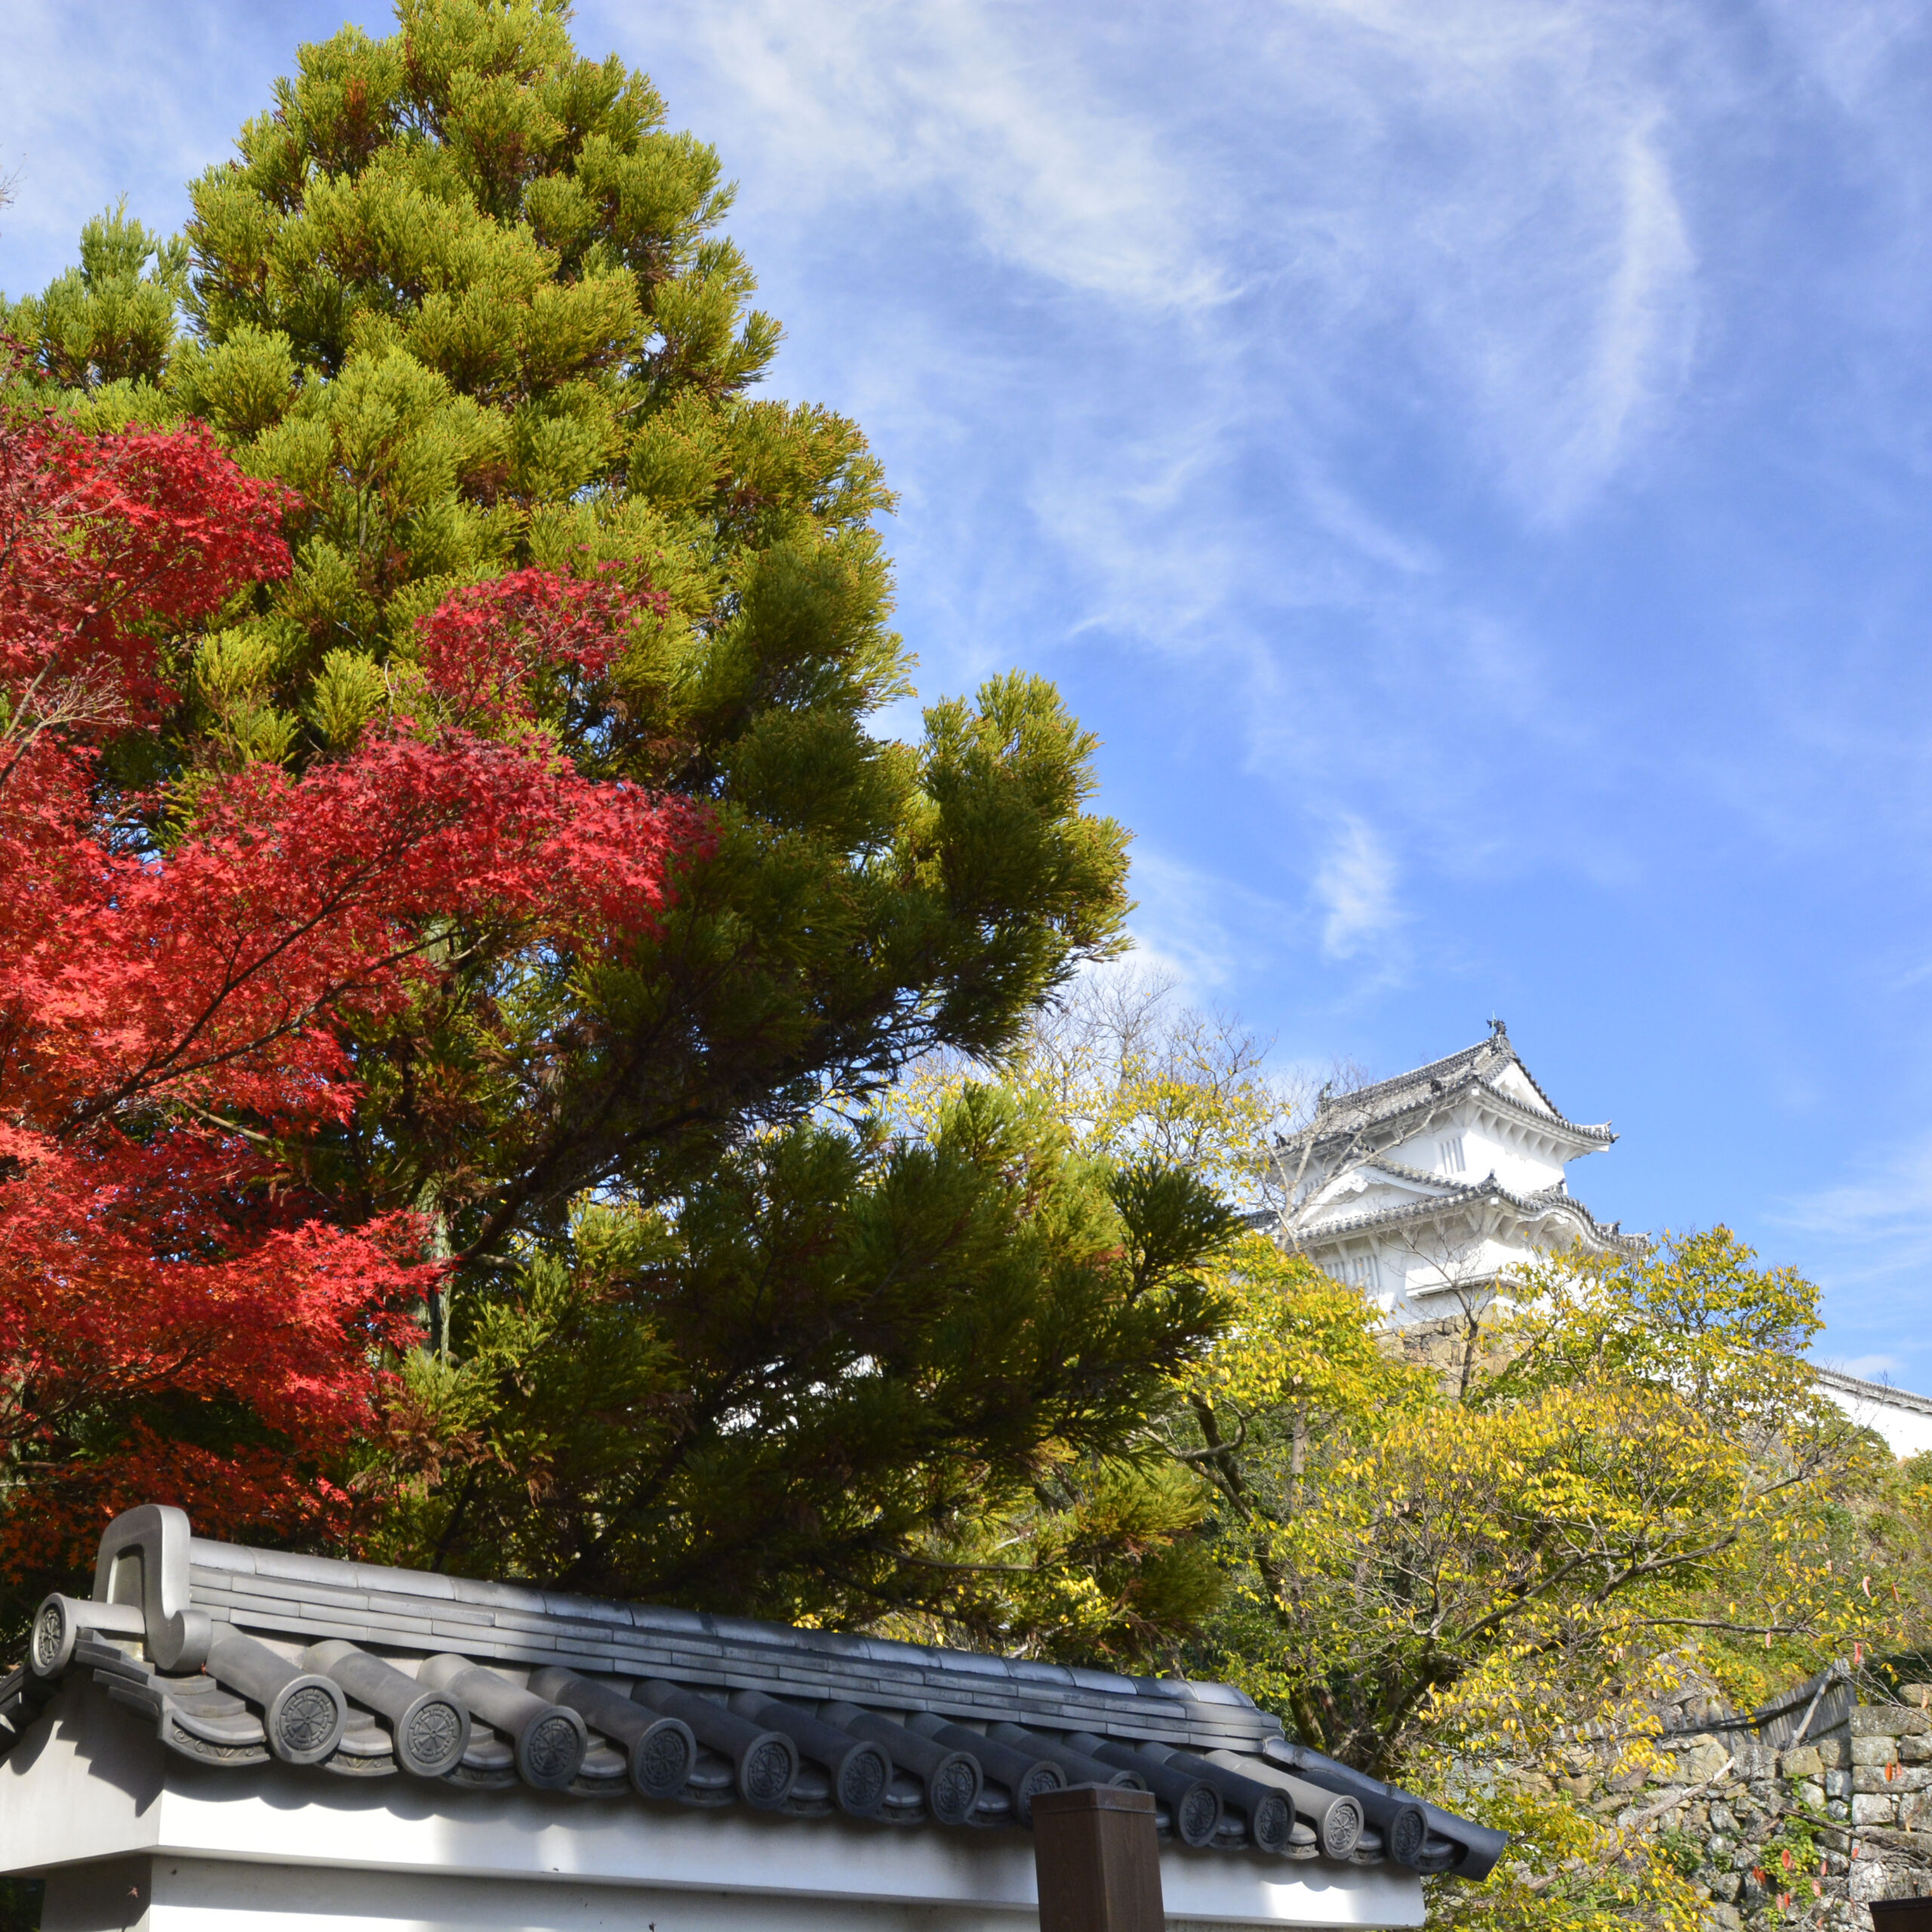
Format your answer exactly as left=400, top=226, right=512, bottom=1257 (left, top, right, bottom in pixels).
left=1531, top=116, right=1698, bottom=521
left=604, top=0, right=1746, bottom=1002
left=1777, top=1132, right=1932, bottom=1248
left=639, top=0, right=1710, bottom=525
left=639, top=0, right=1220, bottom=312
left=1312, top=817, right=1404, bottom=964
left=1774, top=1137, right=1932, bottom=1383
left=0, top=2, right=332, bottom=294
left=1755, top=0, right=1929, bottom=118
left=1228, top=1, right=1706, bottom=521
left=626, top=0, right=1724, bottom=872
left=1121, top=848, right=1306, bottom=998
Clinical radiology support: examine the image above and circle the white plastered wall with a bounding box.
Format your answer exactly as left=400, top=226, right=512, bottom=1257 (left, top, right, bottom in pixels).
left=1386, top=1110, right=1568, bottom=1201
left=1817, top=1374, right=1932, bottom=1461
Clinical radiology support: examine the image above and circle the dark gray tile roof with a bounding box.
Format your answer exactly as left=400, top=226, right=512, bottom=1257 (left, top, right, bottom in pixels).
left=1292, top=1170, right=1644, bottom=1256
left=0, top=1505, right=1503, bottom=1883
left=1283, top=1026, right=1614, bottom=1158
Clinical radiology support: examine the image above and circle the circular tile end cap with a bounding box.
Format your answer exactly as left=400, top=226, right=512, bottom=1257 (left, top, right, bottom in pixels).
left=1175, top=1780, right=1223, bottom=1848
left=738, top=1732, right=799, bottom=1809
left=928, top=1750, right=983, bottom=1827
left=30, top=1597, right=73, bottom=1679
left=1016, top=1758, right=1066, bottom=1826
left=835, top=1740, right=891, bottom=1817
left=398, top=1690, right=470, bottom=1779
left=266, top=1675, right=349, bottom=1765
left=1389, top=1802, right=1428, bottom=1866
left=516, top=1706, right=589, bottom=1789
left=1321, top=1796, right=1364, bottom=1860
left=632, top=1715, right=695, bottom=1798
left=1251, top=1789, right=1294, bottom=1855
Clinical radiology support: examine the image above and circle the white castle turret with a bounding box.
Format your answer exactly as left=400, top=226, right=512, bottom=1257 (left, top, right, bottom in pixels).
left=1275, top=1022, right=1932, bottom=1459
left=1272, top=1020, right=1641, bottom=1323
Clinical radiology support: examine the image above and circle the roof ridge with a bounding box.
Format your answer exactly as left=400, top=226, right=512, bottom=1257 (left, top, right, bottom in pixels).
left=181, top=1534, right=1183, bottom=1697
left=1292, top=1175, right=1642, bottom=1252
left=1319, top=1035, right=1499, bottom=1112
left=1812, top=1364, right=1932, bottom=1417
left=1285, top=1067, right=1613, bottom=1152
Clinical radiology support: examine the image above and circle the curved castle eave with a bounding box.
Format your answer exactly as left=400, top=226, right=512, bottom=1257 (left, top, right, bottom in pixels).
left=1270, top=1024, right=1641, bottom=1322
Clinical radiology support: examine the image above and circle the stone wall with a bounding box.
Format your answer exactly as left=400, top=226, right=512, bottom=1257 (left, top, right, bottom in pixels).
left=1600, top=1666, right=1930, bottom=1930
left=1385, top=1306, right=1508, bottom=1392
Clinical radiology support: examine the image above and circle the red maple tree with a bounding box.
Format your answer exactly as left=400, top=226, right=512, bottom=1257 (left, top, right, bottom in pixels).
left=0, top=405, right=704, bottom=1586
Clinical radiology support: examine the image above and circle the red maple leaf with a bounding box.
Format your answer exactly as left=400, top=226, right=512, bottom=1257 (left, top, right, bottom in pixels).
left=0, top=404, right=708, bottom=1580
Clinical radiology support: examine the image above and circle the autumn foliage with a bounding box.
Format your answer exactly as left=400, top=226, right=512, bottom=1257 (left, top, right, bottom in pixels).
left=0, top=0, right=1155, bottom=1640
left=0, top=403, right=701, bottom=1583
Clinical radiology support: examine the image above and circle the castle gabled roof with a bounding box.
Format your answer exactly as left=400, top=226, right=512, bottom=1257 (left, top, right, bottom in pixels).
left=1318, top=1154, right=1463, bottom=1195
left=1282, top=1023, right=1613, bottom=1157
left=1285, top=1169, right=1644, bottom=1260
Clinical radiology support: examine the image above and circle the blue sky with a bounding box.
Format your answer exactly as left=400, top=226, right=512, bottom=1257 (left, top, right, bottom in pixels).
left=5, top=0, right=1932, bottom=1384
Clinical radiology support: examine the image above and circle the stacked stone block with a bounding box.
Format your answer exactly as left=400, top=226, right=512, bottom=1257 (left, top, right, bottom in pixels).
left=1606, top=1676, right=1930, bottom=1932
left=1789, top=1694, right=1932, bottom=1919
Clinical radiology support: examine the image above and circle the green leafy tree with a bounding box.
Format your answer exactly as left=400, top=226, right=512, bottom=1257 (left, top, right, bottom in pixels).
left=0, top=0, right=1208, bottom=1625
left=387, top=1089, right=1233, bottom=1620
left=940, top=978, right=1932, bottom=1924
left=4, top=204, right=186, bottom=393
left=1178, top=1229, right=1923, bottom=1931
left=870, top=969, right=1291, bottom=1663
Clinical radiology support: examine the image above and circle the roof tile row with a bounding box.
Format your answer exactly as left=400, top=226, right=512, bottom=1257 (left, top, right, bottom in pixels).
left=1, top=1506, right=1506, bottom=1887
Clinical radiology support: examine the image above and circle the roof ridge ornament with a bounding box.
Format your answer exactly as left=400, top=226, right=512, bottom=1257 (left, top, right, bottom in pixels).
left=92, top=1503, right=211, bottom=1672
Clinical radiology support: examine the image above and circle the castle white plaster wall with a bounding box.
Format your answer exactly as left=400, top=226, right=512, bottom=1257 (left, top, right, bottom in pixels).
left=1380, top=1107, right=1579, bottom=1202
left=1817, top=1374, right=1932, bottom=1461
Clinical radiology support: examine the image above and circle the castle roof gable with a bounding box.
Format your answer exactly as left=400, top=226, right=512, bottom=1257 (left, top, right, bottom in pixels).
left=1286, top=1025, right=1613, bottom=1158
left=1288, top=1171, right=1643, bottom=1257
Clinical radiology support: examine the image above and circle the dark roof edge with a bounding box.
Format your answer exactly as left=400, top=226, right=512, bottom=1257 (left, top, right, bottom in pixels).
left=1284, top=1072, right=1614, bottom=1161
left=1315, top=1035, right=1502, bottom=1113
left=1305, top=1026, right=1571, bottom=1124
left=1813, top=1365, right=1932, bottom=1420
left=1287, top=1176, right=1647, bottom=1255
left=2, top=1505, right=1506, bottom=1884
left=182, top=1531, right=1254, bottom=1714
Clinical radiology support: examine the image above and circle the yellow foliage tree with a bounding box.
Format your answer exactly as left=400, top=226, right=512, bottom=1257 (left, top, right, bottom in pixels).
left=908, top=971, right=1932, bottom=1928
left=1183, top=1228, right=1916, bottom=1929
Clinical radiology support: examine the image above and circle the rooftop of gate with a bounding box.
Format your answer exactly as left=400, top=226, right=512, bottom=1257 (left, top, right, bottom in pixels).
left=182, top=1527, right=1276, bottom=1753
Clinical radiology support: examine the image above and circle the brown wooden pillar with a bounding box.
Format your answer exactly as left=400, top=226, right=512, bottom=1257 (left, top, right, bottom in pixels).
left=1870, top=1902, right=1932, bottom=1932
left=1032, top=1783, right=1164, bottom=1932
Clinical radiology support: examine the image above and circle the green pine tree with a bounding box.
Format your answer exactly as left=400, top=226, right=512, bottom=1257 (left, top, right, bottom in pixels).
left=3, top=0, right=1235, bottom=1637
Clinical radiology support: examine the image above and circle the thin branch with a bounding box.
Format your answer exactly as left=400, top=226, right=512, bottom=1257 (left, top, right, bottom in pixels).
left=1518, top=1754, right=1736, bottom=1896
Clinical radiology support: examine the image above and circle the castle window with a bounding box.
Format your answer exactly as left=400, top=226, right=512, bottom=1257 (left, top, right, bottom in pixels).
left=1346, top=1253, right=1381, bottom=1291
left=1438, top=1135, right=1466, bottom=1174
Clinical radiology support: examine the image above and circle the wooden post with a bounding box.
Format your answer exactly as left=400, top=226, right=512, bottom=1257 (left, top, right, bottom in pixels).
left=1032, top=1783, right=1164, bottom=1932
left=1870, top=1902, right=1932, bottom=1932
